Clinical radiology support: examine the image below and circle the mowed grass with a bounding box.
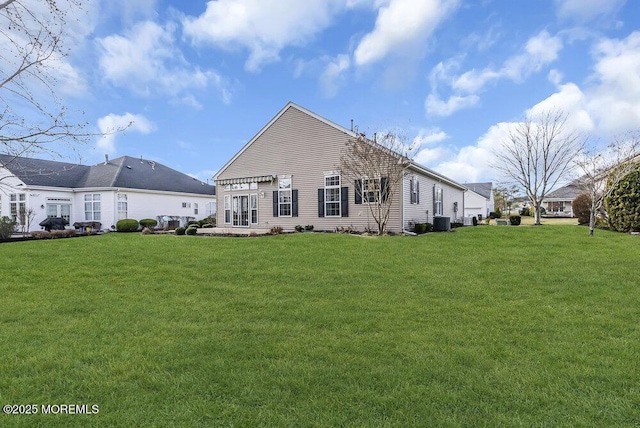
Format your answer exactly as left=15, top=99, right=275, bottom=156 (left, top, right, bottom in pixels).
left=1, top=227, right=639, bottom=427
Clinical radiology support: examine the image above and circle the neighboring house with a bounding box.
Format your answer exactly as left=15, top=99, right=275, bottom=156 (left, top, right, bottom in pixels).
left=463, top=182, right=494, bottom=219
left=214, top=102, right=466, bottom=233
left=542, top=183, right=583, bottom=217
left=0, top=154, right=216, bottom=232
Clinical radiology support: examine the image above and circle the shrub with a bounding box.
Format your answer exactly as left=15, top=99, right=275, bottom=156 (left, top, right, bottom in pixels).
left=605, top=164, right=640, bottom=233
left=174, top=227, right=186, bottom=235
left=139, top=218, right=158, bottom=229
left=116, top=219, right=139, bottom=232
left=186, top=226, right=198, bottom=235
left=269, top=226, right=283, bottom=235
left=30, top=230, right=51, bottom=239
left=187, top=220, right=199, bottom=227
left=414, top=223, right=427, bottom=234
left=472, top=216, right=478, bottom=226
left=50, top=229, right=75, bottom=239
left=0, top=216, right=17, bottom=239
left=295, top=225, right=304, bottom=232
left=520, top=207, right=530, bottom=216
left=451, top=222, right=464, bottom=229
left=572, top=193, right=592, bottom=225
left=489, top=212, right=498, bottom=219
left=495, top=208, right=502, bottom=218
left=305, top=225, right=314, bottom=231
left=529, top=206, right=546, bottom=216
left=509, top=215, right=522, bottom=226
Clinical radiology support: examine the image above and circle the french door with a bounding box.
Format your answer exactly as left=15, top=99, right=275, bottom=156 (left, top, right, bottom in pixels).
left=232, top=195, right=249, bottom=227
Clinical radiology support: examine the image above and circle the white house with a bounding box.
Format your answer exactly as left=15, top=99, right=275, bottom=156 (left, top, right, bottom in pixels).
left=0, top=154, right=216, bottom=232
left=463, top=182, right=494, bottom=219
left=214, top=102, right=466, bottom=233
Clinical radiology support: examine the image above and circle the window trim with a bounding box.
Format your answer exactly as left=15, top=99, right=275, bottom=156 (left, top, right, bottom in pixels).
left=434, top=185, right=443, bottom=216
left=278, top=177, right=292, bottom=217
left=324, top=174, right=341, bottom=217
left=84, top=193, right=101, bottom=221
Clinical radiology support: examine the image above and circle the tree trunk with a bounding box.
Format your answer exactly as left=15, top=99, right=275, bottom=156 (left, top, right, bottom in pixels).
left=589, top=210, right=595, bottom=236
left=534, top=203, right=542, bottom=225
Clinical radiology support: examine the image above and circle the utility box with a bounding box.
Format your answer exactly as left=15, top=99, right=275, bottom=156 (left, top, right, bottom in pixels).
left=433, top=216, right=451, bottom=231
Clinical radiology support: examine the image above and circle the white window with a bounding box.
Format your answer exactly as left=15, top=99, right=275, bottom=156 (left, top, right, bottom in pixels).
left=194, top=203, right=199, bottom=215
left=278, top=177, right=292, bottom=217
left=362, top=178, right=381, bottom=203
left=117, top=194, right=128, bottom=219
left=10, top=193, right=26, bottom=223
left=410, top=177, right=420, bottom=204
left=205, top=202, right=216, bottom=217
left=46, top=198, right=71, bottom=222
left=224, top=195, right=231, bottom=224
left=250, top=194, right=258, bottom=224
left=434, top=186, right=443, bottom=216
left=324, top=174, right=341, bottom=217
left=84, top=194, right=101, bottom=221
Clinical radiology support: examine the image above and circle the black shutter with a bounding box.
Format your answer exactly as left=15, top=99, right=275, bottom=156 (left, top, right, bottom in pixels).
left=416, top=180, right=420, bottom=204
left=433, top=186, right=437, bottom=215
left=273, top=191, right=278, bottom=217
left=355, top=179, right=362, bottom=204
left=292, top=189, right=298, bottom=217
left=341, top=187, right=349, bottom=217
left=381, top=177, right=389, bottom=202
left=318, top=189, right=324, bottom=217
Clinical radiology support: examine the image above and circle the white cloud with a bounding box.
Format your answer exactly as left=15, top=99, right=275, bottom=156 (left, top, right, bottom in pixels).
left=97, top=113, right=155, bottom=154
left=415, top=146, right=451, bottom=165
left=97, top=21, right=231, bottom=103
left=527, top=82, right=595, bottom=133
left=428, top=30, right=563, bottom=117
left=554, top=0, right=626, bottom=23
left=413, top=128, right=449, bottom=146
left=320, top=55, right=351, bottom=97
left=354, top=0, right=460, bottom=66
left=182, top=0, right=343, bottom=72
left=425, top=93, right=479, bottom=116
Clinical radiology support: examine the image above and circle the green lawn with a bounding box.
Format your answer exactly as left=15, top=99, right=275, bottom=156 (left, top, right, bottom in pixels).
left=1, top=227, right=639, bottom=427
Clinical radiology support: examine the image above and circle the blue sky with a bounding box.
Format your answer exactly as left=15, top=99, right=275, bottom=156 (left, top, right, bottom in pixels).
left=31, top=0, right=640, bottom=185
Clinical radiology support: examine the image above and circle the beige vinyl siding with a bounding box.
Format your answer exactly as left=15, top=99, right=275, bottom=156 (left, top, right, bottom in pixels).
left=217, top=105, right=404, bottom=232
left=403, top=171, right=465, bottom=230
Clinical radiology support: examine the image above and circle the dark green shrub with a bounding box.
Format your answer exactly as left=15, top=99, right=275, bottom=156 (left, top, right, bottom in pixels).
left=201, top=224, right=214, bottom=228
left=174, top=227, right=186, bottom=235
left=116, top=219, right=139, bottom=232
left=295, top=225, right=304, bottom=232
left=0, top=216, right=17, bottom=239
left=451, top=222, right=464, bottom=228
left=489, top=212, right=498, bottom=219
left=139, top=218, right=158, bottom=229
left=187, top=220, right=199, bottom=227
left=424, top=223, right=433, bottom=232
left=197, top=216, right=216, bottom=227
left=186, top=226, right=198, bottom=235
left=509, top=215, right=522, bottom=226
left=520, top=207, right=530, bottom=216
left=571, top=193, right=592, bottom=225
left=472, top=216, right=478, bottom=226
left=605, top=165, right=640, bottom=232
left=414, top=223, right=427, bottom=234
left=305, top=225, right=314, bottom=231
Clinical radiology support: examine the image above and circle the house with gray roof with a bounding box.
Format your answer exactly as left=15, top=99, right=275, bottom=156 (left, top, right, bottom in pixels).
left=0, top=154, right=216, bottom=232
left=214, top=102, right=466, bottom=233
left=542, top=183, right=582, bottom=217
left=463, top=182, right=494, bottom=219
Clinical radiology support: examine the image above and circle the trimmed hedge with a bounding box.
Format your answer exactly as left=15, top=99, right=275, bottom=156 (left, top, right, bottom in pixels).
left=509, top=215, right=522, bottom=226
left=116, top=219, right=140, bottom=232
left=175, top=227, right=186, bottom=235
left=605, top=165, right=640, bottom=232
left=186, top=226, right=198, bottom=235
left=139, top=218, right=158, bottom=229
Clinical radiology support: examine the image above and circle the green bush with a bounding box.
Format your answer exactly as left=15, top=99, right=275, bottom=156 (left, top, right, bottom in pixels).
left=509, top=215, right=522, bottom=226
left=197, top=216, right=216, bottom=227
left=495, top=208, right=502, bottom=218
left=116, top=219, right=139, bottom=232
left=0, top=216, right=16, bottom=239
left=295, top=225, right=304, bottom=232
left=305, top=225, right=314, bottom=231
left=139, top=218, right=158, bottom=229
left=451, top=222, right=464, bottom=228
left=175, top=227, right=186, bottom=235
left=605, top=165, right=640, bottom=233
left=414, top=223, right=427, bottom=234
left=186, top=226, right=198, bottom=235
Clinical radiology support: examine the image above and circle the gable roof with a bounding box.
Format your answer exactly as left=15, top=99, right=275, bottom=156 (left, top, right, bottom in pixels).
left=0, top=154, right=215, bottom=196
left=214, top=101, right=467, bottom=191
left=214, top=101, right=356, bottom=180
left=544, top=183, right=582, bottom=200
left=465, top=182, right=492, bottom=199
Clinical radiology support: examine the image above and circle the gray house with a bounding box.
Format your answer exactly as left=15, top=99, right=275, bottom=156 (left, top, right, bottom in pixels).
left=214, top=102, right=466, bottom=233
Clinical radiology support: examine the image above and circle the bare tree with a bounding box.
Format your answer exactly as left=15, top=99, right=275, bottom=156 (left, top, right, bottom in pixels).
left=493, top=184, right=518, bottom=215
left=574, top=132, right=640, bottom=236
left=1, top=0, right=95, bottom=164
left=339, top=131, right=416, bottom=235
left=493, top=110, right=584, bottom=225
